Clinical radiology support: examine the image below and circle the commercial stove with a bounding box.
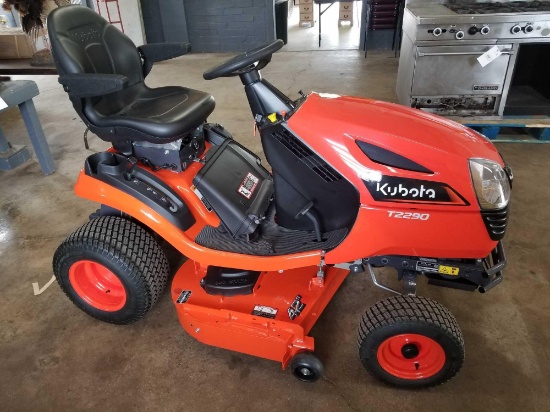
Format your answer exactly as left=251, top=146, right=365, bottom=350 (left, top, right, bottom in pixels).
left=396, top=1, right=550, bottom=117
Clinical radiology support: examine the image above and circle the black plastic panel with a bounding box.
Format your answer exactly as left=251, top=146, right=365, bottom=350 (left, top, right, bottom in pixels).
left=356, top=140, right=433, bottom=174
left=201, top=266, right=261, bottom=296
left=203, top=123, right=233, bottom=146
left=481, top=207, right=508, bottom=240
left=261, top=124, right=359, bottom=233
left=84, top=152, right=195, bottom=231
left=364, top=176, right=451, bottom=202
left=363, top=175, right=469, bottom=205
left=273, top=128, right=342, bottom=182
left=193, top=140, right=274, bottom=237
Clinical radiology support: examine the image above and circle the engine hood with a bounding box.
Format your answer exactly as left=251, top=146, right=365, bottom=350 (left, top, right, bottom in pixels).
left=287, top=93, right=503, bottom=207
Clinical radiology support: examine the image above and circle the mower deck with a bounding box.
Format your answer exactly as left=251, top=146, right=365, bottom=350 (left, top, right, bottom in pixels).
left=171, top=260, right=349, bottom=368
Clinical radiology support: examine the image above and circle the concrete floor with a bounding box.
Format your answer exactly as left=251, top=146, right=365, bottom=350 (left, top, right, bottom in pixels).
left=1, top=50, right=549, bottom=411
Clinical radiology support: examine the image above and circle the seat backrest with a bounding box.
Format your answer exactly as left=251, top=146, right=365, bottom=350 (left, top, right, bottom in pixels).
left=48, top=5, right=142, bottom=83
left=47, top=5, right=144, bottom=123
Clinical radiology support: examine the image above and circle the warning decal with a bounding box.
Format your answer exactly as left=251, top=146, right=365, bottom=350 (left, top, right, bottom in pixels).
left=438, top=265, right=460, bottom=276
left=238, top=172, right=259, bottom=199
left=416, top=261, right=460, bottom=276
left=252, top=305, right=278, bottom=319
left=416, top=261, right=439, bottom=273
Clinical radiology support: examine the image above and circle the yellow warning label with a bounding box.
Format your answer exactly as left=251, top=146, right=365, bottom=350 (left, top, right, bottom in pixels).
left=438, top=265, right=460, bottom=276
left=267, top=113, right=277, bottom=122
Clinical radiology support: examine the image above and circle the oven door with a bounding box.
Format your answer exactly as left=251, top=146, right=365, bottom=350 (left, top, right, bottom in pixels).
left=412, top=44, right=513, bottom=96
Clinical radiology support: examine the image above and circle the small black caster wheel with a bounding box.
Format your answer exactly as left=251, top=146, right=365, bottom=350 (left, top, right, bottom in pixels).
left=289, top=351, right=324, bottom=382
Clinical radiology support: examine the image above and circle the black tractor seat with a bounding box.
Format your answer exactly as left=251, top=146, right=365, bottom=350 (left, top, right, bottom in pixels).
left=47, top=5, right=215, bottom=144
left=83, top=84, right=214, bottom=141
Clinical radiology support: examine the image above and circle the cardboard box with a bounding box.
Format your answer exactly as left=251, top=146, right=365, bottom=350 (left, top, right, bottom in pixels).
left=0, top=29, right=36, bottom=59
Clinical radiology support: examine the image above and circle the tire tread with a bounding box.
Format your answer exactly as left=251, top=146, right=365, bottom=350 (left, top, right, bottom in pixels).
left=53, top=216, right=169, bottom=324
left=358, top=295, right=464, bottom=388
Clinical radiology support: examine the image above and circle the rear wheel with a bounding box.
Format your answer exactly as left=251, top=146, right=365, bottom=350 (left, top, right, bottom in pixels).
left=358, top=296, right=464, bottom=388
left=53, top=216, right=169, bottom=324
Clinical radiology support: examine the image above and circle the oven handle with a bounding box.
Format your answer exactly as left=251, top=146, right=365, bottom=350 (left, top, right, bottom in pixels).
left=418, top=50, right=512, bottom=57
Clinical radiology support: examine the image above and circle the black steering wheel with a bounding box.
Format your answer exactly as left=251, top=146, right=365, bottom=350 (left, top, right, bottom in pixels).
left=203, top=40, right=284, bottom=80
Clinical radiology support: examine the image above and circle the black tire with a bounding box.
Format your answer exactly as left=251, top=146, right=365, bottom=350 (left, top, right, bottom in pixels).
left=53, top=216, right=170, bottom=325
left=358, top=295, right=464, bottom=389
left=290, top=351, right=324, bottom=382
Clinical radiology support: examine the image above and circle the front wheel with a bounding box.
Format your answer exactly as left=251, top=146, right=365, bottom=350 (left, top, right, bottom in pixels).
left=358, top=296, right=464, bottom=388
left=53, top=216, right=170, bottom=324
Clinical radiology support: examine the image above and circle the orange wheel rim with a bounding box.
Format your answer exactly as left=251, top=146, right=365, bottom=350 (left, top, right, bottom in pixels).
left=69, top=260, right=126, bottom=312
left=377, top=334, right=446, bottom=380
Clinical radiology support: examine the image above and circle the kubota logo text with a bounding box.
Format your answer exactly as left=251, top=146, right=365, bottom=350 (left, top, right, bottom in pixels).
left=376, top=183, right=436, bottom=199
left=364, top=176, right=453, bottom=203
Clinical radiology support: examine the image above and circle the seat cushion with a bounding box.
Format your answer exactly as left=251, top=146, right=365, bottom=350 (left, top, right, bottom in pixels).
left=84, top=84, right=215, bottom=141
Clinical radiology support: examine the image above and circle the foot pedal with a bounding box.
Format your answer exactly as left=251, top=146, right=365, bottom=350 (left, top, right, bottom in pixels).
left=200, top=266, right=261, bottom=297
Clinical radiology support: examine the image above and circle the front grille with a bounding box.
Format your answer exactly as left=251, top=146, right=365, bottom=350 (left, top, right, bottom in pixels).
left=272, top=129, right=341, bottom=183
left=481, top=207, right=508, bottom=241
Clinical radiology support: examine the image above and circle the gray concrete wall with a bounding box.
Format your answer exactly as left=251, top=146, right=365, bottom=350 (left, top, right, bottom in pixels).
left=160, top=0, right=190, bottom=43
left=140, top=0, right=164, bottom=43
left=140, top=0, right=190, bottom=44
left=183, top=0, right=276, bottom=52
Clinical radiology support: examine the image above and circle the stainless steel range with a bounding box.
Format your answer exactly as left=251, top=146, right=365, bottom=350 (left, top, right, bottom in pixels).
left=396, top=1, right=550, bottom=117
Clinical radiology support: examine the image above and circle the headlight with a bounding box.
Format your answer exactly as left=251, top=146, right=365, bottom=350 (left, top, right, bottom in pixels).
left=469, top=158, right=511, bottom=210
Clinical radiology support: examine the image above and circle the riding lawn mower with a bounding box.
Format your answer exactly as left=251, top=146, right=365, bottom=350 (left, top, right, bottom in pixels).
left=49, top=6, right=512, bottom=388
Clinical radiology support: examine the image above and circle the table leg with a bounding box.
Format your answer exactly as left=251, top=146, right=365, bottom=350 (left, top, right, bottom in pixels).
left=18, top=99, right=55, bottom=175
left=319, top=4, right=322, bottom=47
left=393, top=0, right=405, bottom=58
left=0, top=124, right=32, bottom=171
left=364, top=3, right=371, bottom=57
left=0, top=126, right=10, bottom=152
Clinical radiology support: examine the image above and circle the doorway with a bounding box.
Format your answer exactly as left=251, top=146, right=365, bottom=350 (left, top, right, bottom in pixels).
left=283, top=1, right=364, bottom=51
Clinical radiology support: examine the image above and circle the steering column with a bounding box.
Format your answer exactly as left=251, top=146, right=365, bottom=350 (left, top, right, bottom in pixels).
left=203, top=40, right=295, bottom=117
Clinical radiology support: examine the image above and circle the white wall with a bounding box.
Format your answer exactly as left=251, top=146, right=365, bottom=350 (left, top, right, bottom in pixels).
left=95, top=0, right=146, bottom=46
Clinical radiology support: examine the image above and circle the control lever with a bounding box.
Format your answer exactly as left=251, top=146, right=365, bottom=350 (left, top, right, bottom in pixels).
left=296, top=201, right=323, bottom=243
left=123, top=157, right=137, bottom=180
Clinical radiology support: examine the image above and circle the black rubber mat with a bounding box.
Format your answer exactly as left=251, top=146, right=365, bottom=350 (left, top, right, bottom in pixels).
left=195, top=207, right=348, bottom=256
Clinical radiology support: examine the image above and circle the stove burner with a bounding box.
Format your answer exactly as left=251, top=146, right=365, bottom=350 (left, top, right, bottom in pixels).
left=447, top=0, right=550, bottom=14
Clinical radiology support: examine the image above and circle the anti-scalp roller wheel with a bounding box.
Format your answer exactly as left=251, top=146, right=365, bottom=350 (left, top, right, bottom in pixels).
left=290, top=351, right=324, bottom=383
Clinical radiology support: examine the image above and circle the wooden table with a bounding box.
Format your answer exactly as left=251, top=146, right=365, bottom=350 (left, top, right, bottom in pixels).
left=0, top=59, right=57, bottom=76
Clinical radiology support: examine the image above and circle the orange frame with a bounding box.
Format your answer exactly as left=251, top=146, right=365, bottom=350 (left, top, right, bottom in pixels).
left=75, top=165, right=321, bottom=272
